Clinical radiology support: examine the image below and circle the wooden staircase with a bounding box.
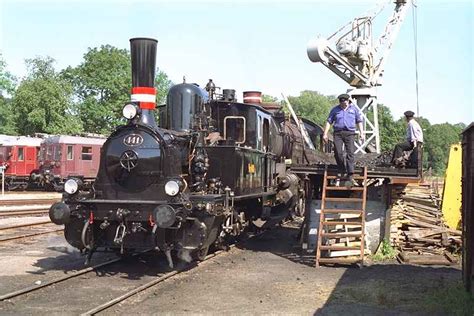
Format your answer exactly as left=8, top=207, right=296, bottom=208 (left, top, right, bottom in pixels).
left=315, top=167, right=368, bottom=267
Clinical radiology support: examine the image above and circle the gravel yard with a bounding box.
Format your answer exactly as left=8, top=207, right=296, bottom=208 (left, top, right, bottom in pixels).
left=0, top=219, right=468, bottom=315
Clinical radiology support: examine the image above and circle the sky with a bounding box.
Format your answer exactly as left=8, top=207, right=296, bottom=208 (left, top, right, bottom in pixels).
left=0, top=0, right=472, bottom=125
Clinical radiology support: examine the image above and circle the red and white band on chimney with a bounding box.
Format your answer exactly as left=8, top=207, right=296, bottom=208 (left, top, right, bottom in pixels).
left=131, top=86, right=157, bottom=110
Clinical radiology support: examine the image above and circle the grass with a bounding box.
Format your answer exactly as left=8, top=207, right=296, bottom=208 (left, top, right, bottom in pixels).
left=371, top=239, right=398, bottom=262
left=423, top=280, right=474, bottom=316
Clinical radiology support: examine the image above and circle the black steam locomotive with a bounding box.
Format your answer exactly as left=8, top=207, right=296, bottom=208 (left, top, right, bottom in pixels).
left=49, top=38, right=325, bottom=266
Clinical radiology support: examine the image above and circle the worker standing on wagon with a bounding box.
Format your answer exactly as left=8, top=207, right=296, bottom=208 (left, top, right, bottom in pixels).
left=322, top=93, right=364, bottom=183
left=392, top=110, right=423, bottom=167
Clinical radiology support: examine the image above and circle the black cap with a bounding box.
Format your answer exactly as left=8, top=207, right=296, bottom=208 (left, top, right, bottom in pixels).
left=404, top=110, right=415, bottom=117
left=338, top=93, right=350, bottom=100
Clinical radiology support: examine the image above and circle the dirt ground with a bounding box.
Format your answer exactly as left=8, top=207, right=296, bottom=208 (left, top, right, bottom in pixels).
left=0, top=218, right=466, bottom=315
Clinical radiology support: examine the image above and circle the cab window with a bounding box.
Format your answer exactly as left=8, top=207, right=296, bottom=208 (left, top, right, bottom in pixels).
left=263, top=118, right=270, bottom=151
left=224, top=116, right=246, bottom=144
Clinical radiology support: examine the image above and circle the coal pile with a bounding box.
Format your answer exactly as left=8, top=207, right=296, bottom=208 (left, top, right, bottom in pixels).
left=354, top=151, right=393, bottom=168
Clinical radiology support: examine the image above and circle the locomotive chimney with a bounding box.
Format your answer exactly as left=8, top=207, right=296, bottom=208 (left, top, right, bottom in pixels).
left=243, top=91, right=262, bottom=105
left=130, top=37, right=158, bottom=127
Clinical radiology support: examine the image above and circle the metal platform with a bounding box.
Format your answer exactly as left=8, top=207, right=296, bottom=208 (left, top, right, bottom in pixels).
left=289, top=163, right=420, bottom=182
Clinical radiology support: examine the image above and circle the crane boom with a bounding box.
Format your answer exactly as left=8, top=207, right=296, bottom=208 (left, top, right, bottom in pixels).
left=307, top=0, right=411, bottom=153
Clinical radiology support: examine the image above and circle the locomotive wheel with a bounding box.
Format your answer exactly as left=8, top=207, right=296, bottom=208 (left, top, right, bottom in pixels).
left=194, top=245, right=210, bottom=261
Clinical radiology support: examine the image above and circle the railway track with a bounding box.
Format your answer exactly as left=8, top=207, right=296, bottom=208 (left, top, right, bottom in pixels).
left=0, top=233, right=261, bottom=314
left=0, top=220, right=51, bottom=231
left=0, top=209, right=49, bottom=217
left=0, top=220, right=62, bottom=243
left=0, top=198, right=59, bottom=206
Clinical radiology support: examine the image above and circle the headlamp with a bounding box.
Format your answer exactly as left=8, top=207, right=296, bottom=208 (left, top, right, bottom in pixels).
left=64, top=178, right=79, bottom=194
left=165, top=180, right=182, bottom=196
left=122, top=103, right=139, bottom=120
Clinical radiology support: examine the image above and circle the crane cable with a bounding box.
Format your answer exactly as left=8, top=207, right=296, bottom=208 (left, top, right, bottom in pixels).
left=412, top=1, right=420, bottom=117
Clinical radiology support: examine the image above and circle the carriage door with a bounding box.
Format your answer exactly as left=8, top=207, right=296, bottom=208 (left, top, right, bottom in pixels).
left=65, top=145, right=75, bottom=173
left=16, top=147, right=26, bottom=175
left=25, top=147, right=36, bottom=174
left=80, top=146, right=93, bottom=176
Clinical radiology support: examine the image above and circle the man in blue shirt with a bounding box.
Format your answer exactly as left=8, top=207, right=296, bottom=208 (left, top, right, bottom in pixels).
left=323, top=93, right=364, bottom=182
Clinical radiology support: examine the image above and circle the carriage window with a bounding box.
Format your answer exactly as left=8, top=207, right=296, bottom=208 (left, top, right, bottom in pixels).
left=67, top=145, right=73, bottom=160
left=81, top=147, right=92, bottom=160
left=224, top=116, right=246, bottom=144
left=53, top=145, right=61, bottom=160
left=18, top=148, right=24, bottom=161
left=0, top=148, right=6, bottom=161
left=40, top=147, right=46, bottom=160
left=46, top=146, right=52, bottom=159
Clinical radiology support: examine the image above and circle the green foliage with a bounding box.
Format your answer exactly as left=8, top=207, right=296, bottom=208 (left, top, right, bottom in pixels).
left=0, top=54, right=17, bottom=134
left=0, top=53, right=16, bottom=96
left=371, top=239, right=398, bottom=261
left=12, top=56, right=82, bottom=135
left=0, top=97, right=17, bottom=134
left=63, top=45, right=172, bottom=134
left=262, top=94, right=278, bottom=103
left=424, top=122, right=464, bottom=175
left=62, top=45, right=132, bottom=134
left=287, top=90, right=336, bottom=126
left=373, top=105, right=405, bottom=152
left=155, top=70, right=173, bottom=105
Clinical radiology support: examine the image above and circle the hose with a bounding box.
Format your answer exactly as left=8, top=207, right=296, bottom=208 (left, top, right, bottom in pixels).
left=81, top=220, right=92, bottom=250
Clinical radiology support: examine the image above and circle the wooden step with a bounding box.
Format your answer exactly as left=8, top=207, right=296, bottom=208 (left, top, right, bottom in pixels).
left=325, top=186, right=364, bottom=191
left=321, top=232, right=363, bottom=238
left=322, top=221, right=362, bottom=226
left=324, top=197, right=363, bottom=202
left=323, top=209, right=363, bottom=214
left=319, top=245, right=361, bottom=251
left=317, top=257, right=362, bottom=264
left=326, top=175, right=365, bottom=180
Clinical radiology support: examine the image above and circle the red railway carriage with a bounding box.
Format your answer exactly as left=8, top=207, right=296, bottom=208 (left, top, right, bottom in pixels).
left=0, top=135, right=42, bottom=190
left=30, top=135, right=106, bottom=191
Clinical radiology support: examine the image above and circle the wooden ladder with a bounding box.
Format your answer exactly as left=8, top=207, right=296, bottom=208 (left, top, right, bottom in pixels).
left=315, top=167, right=368, bottom=267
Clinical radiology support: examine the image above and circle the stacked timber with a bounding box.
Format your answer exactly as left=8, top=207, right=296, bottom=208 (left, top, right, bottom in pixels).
left=390, top=184, right=462, bottom=265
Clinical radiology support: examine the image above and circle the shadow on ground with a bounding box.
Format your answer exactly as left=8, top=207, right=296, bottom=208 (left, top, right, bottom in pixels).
left=240, top=223, right=469, bottom=315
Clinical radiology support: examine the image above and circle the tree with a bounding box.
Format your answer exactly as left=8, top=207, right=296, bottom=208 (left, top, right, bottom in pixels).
left=0, top=53, right=16, bottom=96
left=424, top=122, right=463, bottom=175
left=64, top=45, right=172, bottom=134
left=155, top=70, right=173, bottom=105
left=287, top=90, right=336, bottom=126
left=0, top=54, right=17, bottom=134
left=12, top=56, right=82, bottom=135
left=262, top=94, right=278, bottom=103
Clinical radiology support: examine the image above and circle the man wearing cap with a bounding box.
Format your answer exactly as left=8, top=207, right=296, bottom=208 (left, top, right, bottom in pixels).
left=323, top=94, right=364, bottom=183
left=392, top=110, right=423, bottom=167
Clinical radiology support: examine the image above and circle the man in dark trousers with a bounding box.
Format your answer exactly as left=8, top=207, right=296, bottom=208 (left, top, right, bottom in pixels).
left=392, top=110, right=424, bottom=167
left=323, top=93, right=364, bottom=183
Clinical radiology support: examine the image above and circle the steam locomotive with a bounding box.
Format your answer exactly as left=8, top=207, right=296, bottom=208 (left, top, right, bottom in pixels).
left=49, top=38, right=325, bottom=266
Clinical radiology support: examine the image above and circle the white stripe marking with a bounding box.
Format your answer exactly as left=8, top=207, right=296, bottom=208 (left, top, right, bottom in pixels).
left=131, top=94, right=156, bottom=103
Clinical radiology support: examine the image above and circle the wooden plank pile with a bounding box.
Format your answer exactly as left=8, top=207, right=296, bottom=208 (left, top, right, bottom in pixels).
left=390, top=183, right=462, bottom=265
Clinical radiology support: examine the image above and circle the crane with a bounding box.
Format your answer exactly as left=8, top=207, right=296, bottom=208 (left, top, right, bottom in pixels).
left=307, top=0, right=412, bottom=153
